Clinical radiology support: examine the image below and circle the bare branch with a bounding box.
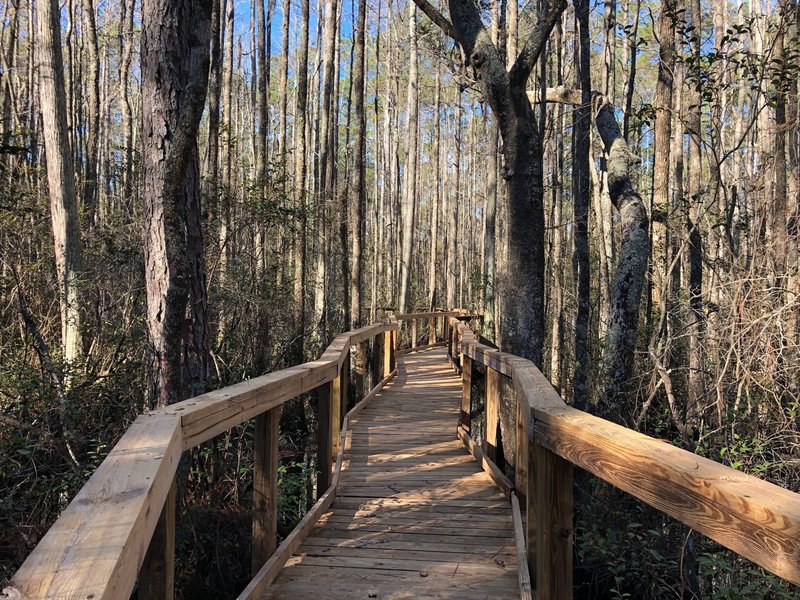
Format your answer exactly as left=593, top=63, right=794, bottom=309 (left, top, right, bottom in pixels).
left=411, top=0, right=457, bottom=41
left=508, top=0, right=567, bottom=86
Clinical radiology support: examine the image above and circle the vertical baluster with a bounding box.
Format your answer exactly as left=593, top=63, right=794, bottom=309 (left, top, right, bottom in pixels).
left=139, top=477, right=176, bottom=599
left=252, top=407, right=280, bottom=574
left=460, top=354, right=472, bottom=431
left=411, top=318, right=417, bottom=348
left=484, top=365, right=499, bottom=461
left=534, top=439, right=573, bottom=598
left=317, top=381, right=333, bottom=495
left=341, top=349, right=351, bottom=413
left=371, top=333, right=382, bottom=386
left=384, top=325, right=393, bottom=378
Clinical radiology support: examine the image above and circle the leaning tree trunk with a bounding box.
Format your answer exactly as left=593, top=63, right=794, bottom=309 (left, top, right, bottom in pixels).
left=595, top=98, right=649, bottom=416
left=37, top=0, right=83, bottom=370
left=141, top=0, right=211, bottom=407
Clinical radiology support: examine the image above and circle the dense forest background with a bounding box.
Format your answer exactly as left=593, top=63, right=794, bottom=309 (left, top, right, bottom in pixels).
left=0, top=0, right=798, bottom=594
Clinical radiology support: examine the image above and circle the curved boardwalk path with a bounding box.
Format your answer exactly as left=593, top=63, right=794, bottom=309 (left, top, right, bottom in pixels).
left=264, top=347, right=519, bottom=599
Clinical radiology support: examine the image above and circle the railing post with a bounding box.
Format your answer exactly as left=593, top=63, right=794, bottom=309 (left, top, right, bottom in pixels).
left=353, top=341, right=367, bottom=402
left=447, top=320, right=453, bottom=362
left=460, top=354, right=472, bottom=431
left=516, top=387, right=529, bottom=494
left=390, top=327, right=397, bottom=371
left=139, top=476, right=176, bottom=599
left=341, top=349, right=351, bottom=413
left=383, top=326, right=392, bottom=378
left=484, top=366, right=500, bottom=462
left=330, top=363, right=343, bottom=466
left=317, top=382, right=332, bottom=495
left=370, top=334, right=381, bottom=386
left=252, top=407, right=280, bottom=575
left=534, top=438, right=573, bottom=599
left=411, top=318, right=417, bottom=348
left=429, top=316, right=436, bottom=345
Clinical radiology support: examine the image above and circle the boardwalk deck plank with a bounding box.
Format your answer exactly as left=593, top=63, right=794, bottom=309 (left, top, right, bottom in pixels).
left=263, top=348, right=519, bottom=599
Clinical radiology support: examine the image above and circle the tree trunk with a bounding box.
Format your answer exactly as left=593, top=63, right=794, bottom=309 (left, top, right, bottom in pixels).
left=596, top=100, right=649, bottom=415
left=141, top=0, right=211, bottom=406
left=37, top=0, right=83, bottom=368
left=398, top=0, right=418, bottom=314
left=291, top=0, right=309, bottom=363
left=428, top=62, right=441, bottom=310
left=81, top=0, right=100, bottom=224
left=573, top=0, right=591, bottom=410
left=651, top=0, right=676, bottom=315
left=350, top=0, right=367, bottom=326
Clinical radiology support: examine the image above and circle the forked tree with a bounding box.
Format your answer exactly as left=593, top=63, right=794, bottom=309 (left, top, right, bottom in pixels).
left=413, top=0, right=566, bottom=364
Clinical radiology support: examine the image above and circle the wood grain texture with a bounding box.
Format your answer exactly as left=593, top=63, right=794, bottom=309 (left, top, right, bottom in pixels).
left=461, top=354, right=472, bottom=430
left=534, top=404, right=800, bottom=585
left=138, top=477, right=176, bottom=600
left=534, top=443, right=573, bottom=599
left=7, top=319, right=399, bottom=600
left=252, top=408, right=280, bottom=574
left=484, top=366, right=500, bottom=462
left=262, top=348, right=518, bottom=599
left=511, top=493, right=533, bottom=600
left=6, top=413, right=182, bottom=600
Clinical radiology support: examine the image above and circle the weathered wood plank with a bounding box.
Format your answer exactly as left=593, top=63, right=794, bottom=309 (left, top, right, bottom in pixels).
left=534, top=442, right=573, bottom=599
left=6, top=414, right=182, bottom=600
left=138, top=476, right=176, bottom=600
left=534, top=404, right=800, bottom=585
left=460, top=355, right=472, bottom=430
left=262, top=347, right=518, bottom=599
left=511, top=493, right=533, bottom=600
left=484, top=366, right=500, bottom=462
left=252, top=408, right=280, bottom=574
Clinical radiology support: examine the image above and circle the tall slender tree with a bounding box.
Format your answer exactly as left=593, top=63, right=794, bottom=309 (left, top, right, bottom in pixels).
left=37, top=0, right=83, bottom=369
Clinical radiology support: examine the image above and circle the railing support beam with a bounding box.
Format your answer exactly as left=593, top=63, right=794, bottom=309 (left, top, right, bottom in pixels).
left=484, top=366, right=500, bottom=462
left=534, top=441, right=573, bottom=599
left=316, top=382, right=333, bottom=495
left=460, top=355, right=472, bottom=431
left=139, top=476, right=176, bottom=600
left=383, top=327, right=392, bottom=379
left=252, top=407, right=280, bottom=575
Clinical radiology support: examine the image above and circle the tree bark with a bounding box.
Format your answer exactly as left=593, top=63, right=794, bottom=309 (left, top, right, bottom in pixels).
left=291, top=0, right=309, bottom=363
left=37, top=0, right=83, bottom=368
left=573, top=0, right=591, bottom=410
left=398, top=0, right=418, bottom=314
left=141, top=0, right=211, bottom=406
left=595, top=98, right=649, bottom=415
left=81, top=0, right=100, bottom=224
left=350, top=0, right=367, bottom=326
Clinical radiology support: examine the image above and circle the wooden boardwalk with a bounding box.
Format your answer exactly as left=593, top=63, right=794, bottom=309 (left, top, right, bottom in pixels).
left=264, top=347, right=519, bottom=599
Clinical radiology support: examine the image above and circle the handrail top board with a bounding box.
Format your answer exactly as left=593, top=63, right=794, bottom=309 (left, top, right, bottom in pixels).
left=3, top=313, right=423, bottom=600
left=393, top=310, right=479, bottom=320
left=448, top=318, right=800, bottom=586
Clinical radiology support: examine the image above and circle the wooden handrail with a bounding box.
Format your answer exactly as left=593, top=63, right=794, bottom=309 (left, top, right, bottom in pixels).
left=4, top=318, right=403, bottom=600
left=446, top=316, right=800, bottom=598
